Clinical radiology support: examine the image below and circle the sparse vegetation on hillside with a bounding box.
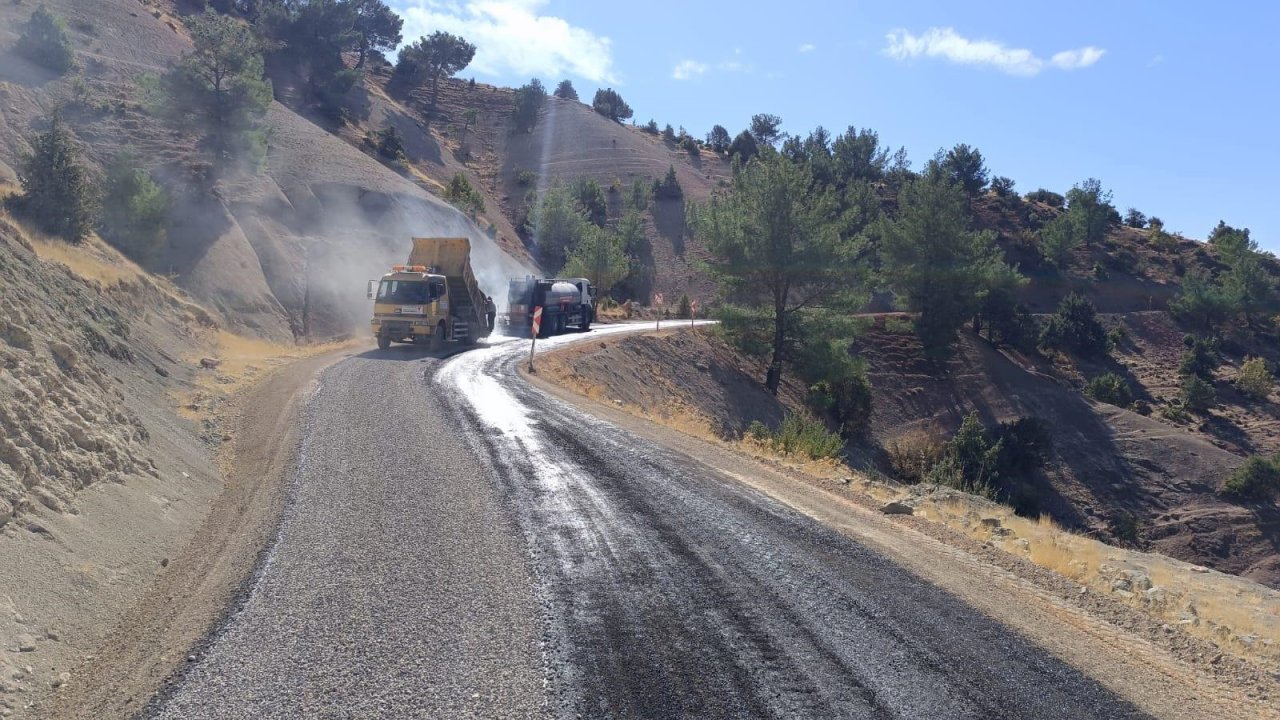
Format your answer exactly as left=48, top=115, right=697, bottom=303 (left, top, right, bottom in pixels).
left=1039, top=292, right=1108, bottom=358
left=1024, top=188, right=1065, bottom=208
left=747, top=414, right=844, bottom=460
left=706, top=125, right=731, bottom=154
left=1180, top=374, right=1217, bottom=412
left=6, top=117, right=96, bottom=242
left=1065, top=178, right=1116, bottom=247
left=1221, top=455, right=1280, bottom=501
left=364, top=125, right=406, bottom=163
left=395, top=31, right=477, bottom=122
left=444, top=172, right=485, bottom=216
left=1086, top=373, right=1133, bottom=407
left=553, top=79, right=578, bottom=101
left=652, top=165, right=683, bottom=201
left=17, top=5, right=75, bottom=74
left=148, top=10, right=272, bottom=167
left=511, top=78, right=547, bottom=133
left=729, top=130, right=758, bottom=163
left=1236, top=356, right=1273, bottom=400
left=592, top=88, right=633, bottom=122
left=99, top=154, right=170, bottom=262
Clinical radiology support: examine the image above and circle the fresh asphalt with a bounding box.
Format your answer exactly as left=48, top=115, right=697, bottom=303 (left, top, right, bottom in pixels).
left=149, top=326, right=1149, bottom=719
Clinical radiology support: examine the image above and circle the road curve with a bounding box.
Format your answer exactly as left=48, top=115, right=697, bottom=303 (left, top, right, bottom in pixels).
left=150, top=326, right=1149, bottom=719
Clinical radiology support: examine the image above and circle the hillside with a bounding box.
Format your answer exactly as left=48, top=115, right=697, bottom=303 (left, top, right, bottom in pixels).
left=319, top=66, right=733, bottom=305
left=0, top=0, right=531, bottom=344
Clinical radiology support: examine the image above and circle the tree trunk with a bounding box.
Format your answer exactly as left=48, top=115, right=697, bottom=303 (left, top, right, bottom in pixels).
left=766, top=293, right=786, bottom=395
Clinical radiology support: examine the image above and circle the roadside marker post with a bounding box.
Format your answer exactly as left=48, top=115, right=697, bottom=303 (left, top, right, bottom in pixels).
left=691, top=299, right=698, bottom=329
left=528, top=306, right=542, bottom=372
left=654, top=292, right=664, bottom=331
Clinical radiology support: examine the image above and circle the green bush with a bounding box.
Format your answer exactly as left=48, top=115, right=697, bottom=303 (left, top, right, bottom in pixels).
left=676, top=293, right=692, bottom=319
left=99, top=154, right=169, bottom=261
left=1039, top=292, right=1108, bottom=357
left=1177, top=338, right=1219, bottom=380
left=1221, top=456, right=1280, bottom=501
left=1180, top=375, right=1216, bottom=412
left=1085, top=373, right=1133, bottom=407
left=17, top=5, right=75, bottom=74
left=7, top=117, right=96, bottom=242
left=1024, top=189, right=1064, bottom=208
left=364, top=125, right=406, bottom=163
left=514, top=168, right=538, bottom=187
left=990, top=176, right=1016, bottom=197
left=1106, top=325, right=1126, bottom=349
left=444, top=172, right=484, bottom=216
left=772, top=414, right=844, bottom=460
left=592, top=88, right=633, bottom=122
left=925, top=412, right=1051, bottom=504
left=642, top=119, right=659, bottom=135
left=1236, top=356, right=1273, bottom=400
left=652, top=165, right=683, bottom=200
left=681, top=134, right=699, bottom=158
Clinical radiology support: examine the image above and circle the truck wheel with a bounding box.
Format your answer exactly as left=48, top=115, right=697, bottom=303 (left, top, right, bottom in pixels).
left=580, top=310, right=591, bottom=332
left=377, top=332, right=391, bottom=350
left=431, top=322, right=445, bottom=351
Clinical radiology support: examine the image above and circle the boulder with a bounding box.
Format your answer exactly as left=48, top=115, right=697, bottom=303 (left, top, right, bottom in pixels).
left=880, top=501, right=914, bottom=515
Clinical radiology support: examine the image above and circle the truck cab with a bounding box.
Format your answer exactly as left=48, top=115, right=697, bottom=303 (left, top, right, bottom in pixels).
left=369, top=266, right=450, bottom=349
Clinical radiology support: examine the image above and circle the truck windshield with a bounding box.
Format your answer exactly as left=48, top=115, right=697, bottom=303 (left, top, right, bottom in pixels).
left=378, top=280, right=432, bottom=303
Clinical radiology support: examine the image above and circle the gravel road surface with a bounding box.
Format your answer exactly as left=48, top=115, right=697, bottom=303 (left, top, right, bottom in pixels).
left=151, top=326, right=1149, bottom=719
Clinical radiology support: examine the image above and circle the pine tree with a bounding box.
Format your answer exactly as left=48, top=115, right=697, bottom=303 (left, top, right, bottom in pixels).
left=9, top=117, right=96, bottom=242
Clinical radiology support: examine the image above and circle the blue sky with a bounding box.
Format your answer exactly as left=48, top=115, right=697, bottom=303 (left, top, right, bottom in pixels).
left=390, top=1, right=1280, bottom=248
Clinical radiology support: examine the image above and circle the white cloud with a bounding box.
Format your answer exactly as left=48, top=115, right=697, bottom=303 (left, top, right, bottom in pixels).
left=395, top=1, right=616, bottom=83
left=717, top=47, right=752, bottom=73
left=672, top=59, right=708, bottom=80
left=798, top=43, right=816, bottom=54
left=1050, top=46, right=1105, bottom=70
left=884, top=27, right=1104, bottom=77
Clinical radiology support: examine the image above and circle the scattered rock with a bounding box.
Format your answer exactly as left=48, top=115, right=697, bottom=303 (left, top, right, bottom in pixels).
left=199, top=357, right=222, bottom=369
left=160, top=558, right=169, bottom=568
left=980, top=517, right=1002, bottom=528
left=1110, top=577, right=1133, bottom=593
left=48, top=341, right=79, bottom=370
left=152, top=364, right=170, bottom=378
left=51, top=672, right=69, bottom=688
left=15, top=635, right=35, bottom=652
left=1189, top=565, right=1209, bottom=574
left=880, top=501, right=914, bottom=515
left=838, top=477, right=852, bottom=485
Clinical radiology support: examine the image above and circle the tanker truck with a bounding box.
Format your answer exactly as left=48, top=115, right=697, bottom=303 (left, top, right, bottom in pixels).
left=505, top=276, right=594, bottom=337
left=367, top=237, right=492, bottom=350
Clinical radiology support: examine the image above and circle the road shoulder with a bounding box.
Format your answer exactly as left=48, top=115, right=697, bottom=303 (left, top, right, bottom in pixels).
left=35, top=348, right=355, bottom=720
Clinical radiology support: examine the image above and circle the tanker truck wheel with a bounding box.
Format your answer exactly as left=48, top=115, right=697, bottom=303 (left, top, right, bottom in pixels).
left=377, top=332, right=391, bottom=350
left=580, top=310, right=592, bottom=332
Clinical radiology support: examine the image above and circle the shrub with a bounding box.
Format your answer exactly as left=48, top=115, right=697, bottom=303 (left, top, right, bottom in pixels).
left=17, top=5, right=75, bottom=74
left=1180, top=375, right=1216, bottom=412
left=772, top=414, right=844, bottom=460
left=887, top=431, right=945, bottom=484
left=1124, top=208, right=1148, bottom=229
left=7, top=117, right=96, bottom=242
left=745, top=415, right=842, bottom=460
left=553, top=79, right=578, bottom=101
left=1024, top=189, right=1065, bottom=208
left=1236, top=356, right=1273, bottom=400
left=364, top=125, right=406, bottom=163
left=514, top=168, right=537, bottom=187
left=676, top=293, right=692, bottom=319
left=1221, top=456, right=1280, bottom=501
left=652, top=165, right=682, bottom=200
left=923, top=413, right=1051, bottom=504
left=627, top=177, right=649, bottom=212
left=1039, top=292, right=1108, bottom=357
left=992, top=417, right=1051, bottom=475
left=642, top=119, right=659, bottom=135
left=661, top=124, right=675, bottom=143
left=1159, top=401, right=1190, bottom=423
left=706, top=125, right=731, bottom=153
left=444, top=172, right=484, bottom=216
left=99, top=154, right=169, bottom=261
left=680, top=134, right=699, bottom=158
left=1085, top=373, right=1133, bottom=407
left=1106, top=325, right=1127, bottom=349
left=926, top=412, right=1001, bottom=496
left=1177, top=337, right=1219, bottom=380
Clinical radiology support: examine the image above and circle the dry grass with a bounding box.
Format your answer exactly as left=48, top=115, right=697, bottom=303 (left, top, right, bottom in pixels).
left=907, top=490, right=1280, bottom=669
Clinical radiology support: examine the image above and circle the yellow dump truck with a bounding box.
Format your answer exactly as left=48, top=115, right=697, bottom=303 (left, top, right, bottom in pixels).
left=367, top=237, right=492, bottom=350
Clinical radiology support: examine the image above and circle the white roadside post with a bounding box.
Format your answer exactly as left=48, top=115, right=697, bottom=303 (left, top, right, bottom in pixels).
left=528, top=305, right=542, bottom=373
left=654, top=292, right=664, bottom=331
left=690, top=298, right=698, bottom=329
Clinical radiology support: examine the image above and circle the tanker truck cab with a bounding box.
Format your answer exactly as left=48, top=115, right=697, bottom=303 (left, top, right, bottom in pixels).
left=368, top=265, right=449, bottom=350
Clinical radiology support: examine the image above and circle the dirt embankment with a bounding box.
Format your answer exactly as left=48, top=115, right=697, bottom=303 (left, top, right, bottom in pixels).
left=0, top=212, right=346, bottom=718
